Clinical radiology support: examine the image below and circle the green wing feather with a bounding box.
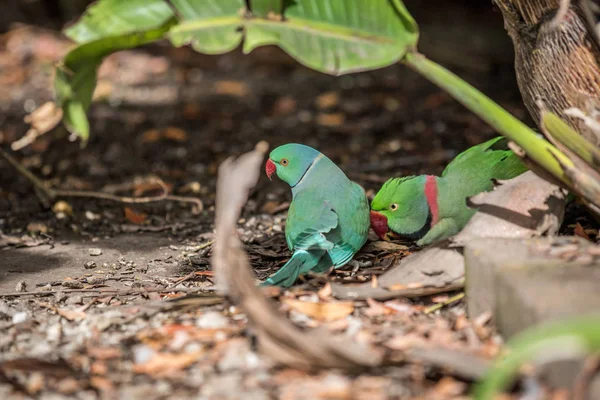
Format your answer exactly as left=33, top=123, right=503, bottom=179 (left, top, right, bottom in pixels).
left=285, top=194, right=338, bottom=252
left=327, top=182, right=370, bottom=267
left=442, top=136, right=527, bottom=183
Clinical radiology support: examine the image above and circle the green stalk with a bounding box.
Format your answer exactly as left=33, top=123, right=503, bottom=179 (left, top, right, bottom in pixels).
left=474, top=315, right=600, bottom=399
left=542, top=111, right=600, bottom=168
left=403, top=52, right=574, bottom=183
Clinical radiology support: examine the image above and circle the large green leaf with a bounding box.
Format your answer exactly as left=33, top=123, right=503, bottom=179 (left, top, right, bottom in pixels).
left=244, top=0, right=418, bottom=74
left=167, top=0, right=418, bottom=74
left=55, top=0, right=175, bottom=140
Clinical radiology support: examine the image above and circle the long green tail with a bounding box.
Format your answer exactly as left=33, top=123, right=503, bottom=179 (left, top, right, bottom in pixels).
left=262, top=250, right=324, bottom=287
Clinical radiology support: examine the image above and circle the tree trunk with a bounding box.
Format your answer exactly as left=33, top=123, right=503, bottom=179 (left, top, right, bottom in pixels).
left=493, top=0, right=600, bottom=145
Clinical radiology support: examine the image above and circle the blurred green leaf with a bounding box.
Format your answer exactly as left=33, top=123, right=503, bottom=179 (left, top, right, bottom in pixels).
left=55, top=0, right=175, bottom=140
left=65, top=0, right=174, bottom=43
left=475, top=314, right=600, bottom=399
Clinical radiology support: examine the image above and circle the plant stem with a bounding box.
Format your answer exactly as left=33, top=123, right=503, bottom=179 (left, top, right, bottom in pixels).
left=424, top=292, right=465, bottom=314
left=403, top=52, right=574, bottom=184
left=542, top=111, right=600, bottom=168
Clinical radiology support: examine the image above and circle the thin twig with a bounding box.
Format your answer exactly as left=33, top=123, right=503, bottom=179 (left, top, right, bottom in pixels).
left=424, top=292, right=465, bottom=314
left=0, top=286, right=216, bottom=298
left=0, top=148, right=203, bottom=211
left=573, top=353, right=600, bottom=400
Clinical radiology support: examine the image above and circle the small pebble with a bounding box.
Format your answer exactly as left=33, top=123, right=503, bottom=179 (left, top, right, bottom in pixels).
left=88, top=248, right=102, bottom=256
left=196, top=311, right=229, bottom=329
left=62, top=280, right=84, bottom=289
left=12, top=312, right=28, bottom=324
left=84, top=261, right=97, bottom=269
left=15, top=281, right=27, bottom=292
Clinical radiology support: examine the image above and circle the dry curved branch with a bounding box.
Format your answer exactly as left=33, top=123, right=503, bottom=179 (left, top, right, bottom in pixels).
left=211, top=142, right=383, bottom=370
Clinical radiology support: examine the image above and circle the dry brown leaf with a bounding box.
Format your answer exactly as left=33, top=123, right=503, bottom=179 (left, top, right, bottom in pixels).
left=38, top=302, right=85, bottom=321
left=366, top=241, right=409, bottom=251
left=370, top=275, right=378, bottom=289
left=315, top=91, right=339, bottom=109
left=364, top=298, right=389, bottom=317
left=430, top=376, right=467, bottom=397
left=87, top=347, right=122, bottom=360
left=124, top=207, right=148, bottom=224
left=162, top=127, right=188, bottom=142
left=386, top=283, right=407, bottom=291
left=316, top=113, right=345, bottom=127
left=13, top=101, right=63, bottom=151
left=92, top=80, right=113, bottom=100
left=317, top=283, right=332, bottom=300
left=52, top=201, right=72, bottom=216
left=90, top=376, right=115, bottom=393
left=133, top=351, right=203, bottom=376
left=283, top=299, right=354, bottom=322
left=384, top=333, right=428, bottom=351
left=141, top=129, right=161, bottom=143
left=271, top=95, right=297, bottom=116
left=214, top=80, right=249, bottom=97
left=27, top=222, right=48, bottom=234
left=574, top=222, right=592, bottom=241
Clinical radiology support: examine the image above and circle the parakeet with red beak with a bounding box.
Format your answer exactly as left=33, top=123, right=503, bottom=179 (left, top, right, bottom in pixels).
left=370, top=137, right=527, bottom=246
left=264, top=144, right=370, bottom=287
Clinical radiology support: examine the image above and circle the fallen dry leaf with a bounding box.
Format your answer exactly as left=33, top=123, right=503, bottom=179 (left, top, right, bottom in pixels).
left=315, top=91, right=339, bottom=109
left=271, top=95, right=297, bottom=116
left=141, top=127, right=188, bottom=143
left=87, top=347, right=122, bottom=360
left=214, top=80, right=249, bottom=97
left=142, top=129, right=161, bottom=143
left=316, top=113, right=345, bottom=127
left=124, top=207, right=148, bottom=224
left=13, top=101, right=63, bottom=151
left=317, top=283, right=332, bottom=300
left=52, top=201, right=72, bottom=216
left=90, top=376, right=115, bottom=393
left=162, top=127, right=188, bottom=142
left=92, top=80, right=113, bottom=100
left=364, top=298, right=389, bottom=317
left=283, top=299, right=354, bottom=322
left=574, top=222, right=592, bottom=241
left=384, top=333, right=428, bottom=351
left=38, top=302, right=85, bottom=321
left=27, top=222, right=48, bottom=234
left=133, top=351, right=203, bottom=376
left=429, top=376, right=467, bottom=397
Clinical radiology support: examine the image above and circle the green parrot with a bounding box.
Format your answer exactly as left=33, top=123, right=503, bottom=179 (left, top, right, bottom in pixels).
left=370, top=136, right=528, bottom=246
left=263, top=143, right=370, bottom=287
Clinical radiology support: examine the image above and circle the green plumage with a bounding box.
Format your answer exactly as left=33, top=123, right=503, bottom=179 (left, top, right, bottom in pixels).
left=371, top=137, right=528, bottom=246
left=264, top=144, right=370, bottom=287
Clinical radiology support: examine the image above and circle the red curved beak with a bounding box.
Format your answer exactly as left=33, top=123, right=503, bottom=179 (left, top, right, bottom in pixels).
left=370, top=211, right=390, bottom=240
left=265, top=159, right=276, bottom=180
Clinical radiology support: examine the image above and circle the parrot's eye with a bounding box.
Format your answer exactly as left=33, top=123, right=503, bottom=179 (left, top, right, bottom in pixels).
left=280, top=158, right=289, bottom=166
left=390, top=203, right=398, bottom=211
